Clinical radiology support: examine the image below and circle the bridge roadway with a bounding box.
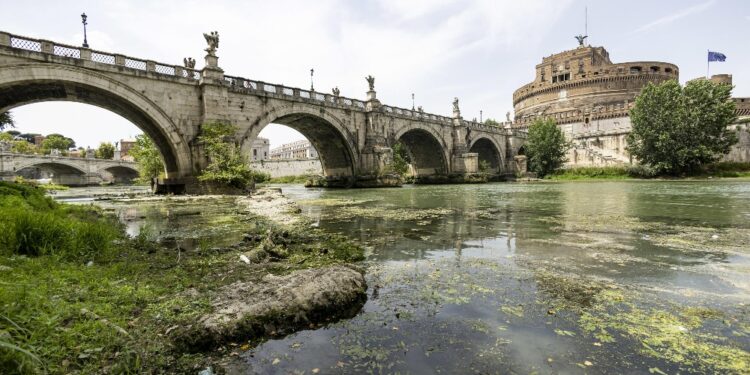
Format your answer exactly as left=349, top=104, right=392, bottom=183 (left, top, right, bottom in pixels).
left=0, top=150, right=139, bottom=186
left=0, top=30, right=526, bottom=193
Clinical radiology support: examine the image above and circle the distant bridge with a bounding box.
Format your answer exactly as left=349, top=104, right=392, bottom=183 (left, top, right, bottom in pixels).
left=0, top=151, right=139, bottom=185
left=0, top=30, right=527, bottom=192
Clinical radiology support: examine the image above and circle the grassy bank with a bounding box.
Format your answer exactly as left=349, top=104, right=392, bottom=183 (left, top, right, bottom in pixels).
left=0, top=182, right=363, bottom=374
left=548, top=162, right=750, bottom=180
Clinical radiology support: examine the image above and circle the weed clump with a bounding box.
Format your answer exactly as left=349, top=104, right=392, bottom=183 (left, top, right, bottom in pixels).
left=0, top=181, right=119, bottom=260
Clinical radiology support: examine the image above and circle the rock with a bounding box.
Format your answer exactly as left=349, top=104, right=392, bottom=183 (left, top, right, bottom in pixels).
left=239, top=254, right=250, bottom=264
left=173, top=265, right=367, bottom=352
left=197, top=367, right=214, bottom=375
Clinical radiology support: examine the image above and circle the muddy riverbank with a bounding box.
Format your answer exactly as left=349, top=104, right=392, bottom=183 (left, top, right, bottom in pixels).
left=2, top=187, right=367, bottom=374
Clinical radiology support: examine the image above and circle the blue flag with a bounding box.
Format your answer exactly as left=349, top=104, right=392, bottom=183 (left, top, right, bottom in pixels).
left=708, top=51, right=726, bottom=62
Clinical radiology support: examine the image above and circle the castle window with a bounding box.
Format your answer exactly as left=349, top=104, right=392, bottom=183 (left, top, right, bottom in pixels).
left=630, top=66, right=642, bottom=74
left=650, top=66, right=660, bottom=73
left=552, top=76, right=558, bottom=83
left=665, top=67, right=673, bottom=73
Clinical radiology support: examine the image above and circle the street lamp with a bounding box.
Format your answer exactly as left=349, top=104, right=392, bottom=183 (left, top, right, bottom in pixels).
left=480, top=110, right=483, bottom=123
left=81, top=13, right=89, bottom=48
left=310, top=68, right=314, bottom=91
left=412, top=93, right=415, bottom=110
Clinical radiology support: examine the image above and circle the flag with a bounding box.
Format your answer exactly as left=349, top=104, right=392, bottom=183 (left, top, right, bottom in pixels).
left=708, top=51, right=726, bottom=62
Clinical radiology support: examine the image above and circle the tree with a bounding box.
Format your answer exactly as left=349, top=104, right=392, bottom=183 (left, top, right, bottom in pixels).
left=47, top=133, right=76, bottom=149
left=0, top=111, right=13, bottom=130
left=198, top=122, right=267, bottom=188
left=95, top=142, right=115, bottom=159
left=0, top=132, right=12, bottom=142
left=5, top=130, right=20, bottom=137
left=129, top=134, right=164, bottom=181
left=390, top=141, right=411, bottom=176
left=525, top=118, right=568, bottom=178
left=40, top=134, right=74, bottom=155
left=484, top=118, right=500, bottom=126
left=11, top=140, right=36, bottom=154
left=627, top=79, right=737, bottom=174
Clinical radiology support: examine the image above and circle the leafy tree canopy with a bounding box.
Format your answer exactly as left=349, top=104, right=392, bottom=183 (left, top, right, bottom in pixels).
left=525, top=118, right=569, bottom=178
left=40, top=134, right=74, bottom=155
left=0, top=111, right=13, bottom=130
left=390, top=141, right=411, bottom=177
left=95, top=142, right=115, bottom=160
left=198, top=122, right=269, bottom=188
left=484, top=118, right=500, bottom=126
left=627, top=79, right=737, bottom=174
left=129, top=135, right=164, bottom=181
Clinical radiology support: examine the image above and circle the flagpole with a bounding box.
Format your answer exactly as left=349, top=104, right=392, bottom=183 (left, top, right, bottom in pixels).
left=707, top=49, right=709, bottom=78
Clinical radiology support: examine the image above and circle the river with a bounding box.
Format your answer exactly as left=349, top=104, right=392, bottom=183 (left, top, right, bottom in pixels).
left=56, top=181, right=750, bottom=374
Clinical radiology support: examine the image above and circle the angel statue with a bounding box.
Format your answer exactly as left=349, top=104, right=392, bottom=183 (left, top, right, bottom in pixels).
left=365, top=75, right=375, bottom=91
left=506, top=111, right=511, bottom=122
left=574, top=34, right=587, bottom=46
left=332, top=87, right=340, bottom=97
left=452, top=97, right=460, bottom=113
left=204, top=31, right=220, bottom=55
left=183, top=57, right=196, bottom=69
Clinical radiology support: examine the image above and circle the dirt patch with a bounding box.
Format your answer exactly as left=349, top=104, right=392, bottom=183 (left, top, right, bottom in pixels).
left=238, top=188, right=304, bottom=226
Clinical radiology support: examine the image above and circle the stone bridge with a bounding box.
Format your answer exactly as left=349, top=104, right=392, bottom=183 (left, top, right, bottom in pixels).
left=0, top=30, right=526, bottom=192
left=0, top=150, right=139, bottom=185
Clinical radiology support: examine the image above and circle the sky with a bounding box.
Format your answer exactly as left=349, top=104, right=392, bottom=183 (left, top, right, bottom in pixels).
left=2, top=0, right=748, bottom=149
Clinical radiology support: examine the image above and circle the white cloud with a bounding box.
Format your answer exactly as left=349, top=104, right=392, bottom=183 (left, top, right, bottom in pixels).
left=631, top=0, right=716, bottom=34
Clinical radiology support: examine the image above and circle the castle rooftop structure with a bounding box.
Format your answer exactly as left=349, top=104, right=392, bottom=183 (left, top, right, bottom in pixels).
left=512, top=44, right=678, bottom=126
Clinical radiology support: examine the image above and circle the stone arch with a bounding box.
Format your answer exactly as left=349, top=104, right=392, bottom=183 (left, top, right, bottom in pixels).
left=14, top=161, right=89, bottom=185
left=0, top=63, right=191, bottom=178
left=469, top=136, right=504, bottom=173
left=393, top=126, right=449, bottom=180
left=14, top=160, right=87, bottom=175
left=99, top=165, right=140, bottom=184
left=240, top=103, right=358, bottom=186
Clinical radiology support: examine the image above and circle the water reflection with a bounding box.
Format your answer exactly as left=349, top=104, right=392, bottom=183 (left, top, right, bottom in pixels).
left=232, top=181, right=750, bottom=374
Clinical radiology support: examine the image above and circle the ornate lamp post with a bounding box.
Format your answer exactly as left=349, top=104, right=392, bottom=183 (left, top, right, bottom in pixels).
left=81, top=13, right=89, bottom=48
left=310, top=68, right=314, bottom=91
left=412, top=93, right=415, bottom=110
left=480, top=110, right=483, bottom=123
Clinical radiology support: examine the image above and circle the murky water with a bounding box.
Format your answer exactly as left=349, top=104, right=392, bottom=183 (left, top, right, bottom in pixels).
left=59, top=181, right=750, bottom=374
left=237, top=181, right=750, bottom=374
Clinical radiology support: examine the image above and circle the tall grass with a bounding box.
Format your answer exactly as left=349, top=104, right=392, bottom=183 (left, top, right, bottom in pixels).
left=0, top=182, right=120, bottom=261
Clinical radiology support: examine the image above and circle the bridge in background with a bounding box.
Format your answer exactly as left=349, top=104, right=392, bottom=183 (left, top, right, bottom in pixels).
left=0, top=30, right=526, bottom=193
left=0, top=150, right=139, bottom=185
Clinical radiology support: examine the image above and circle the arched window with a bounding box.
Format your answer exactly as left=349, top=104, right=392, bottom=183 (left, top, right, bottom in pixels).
left=630, top=66, right=642, bottom=74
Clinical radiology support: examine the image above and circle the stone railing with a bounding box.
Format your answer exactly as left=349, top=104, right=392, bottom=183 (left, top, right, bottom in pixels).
left=223, top=75, right=368, bottom=111
left=0, top=31, right=201, bottom=80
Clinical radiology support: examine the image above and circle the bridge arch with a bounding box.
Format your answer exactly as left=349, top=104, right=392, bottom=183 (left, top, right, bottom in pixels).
left=0, top=63, right=191, bottom=178
left=14, top=160, right=87, bottom=175
left=241, top=104, right=359, bottom=185
left=393, top=125, right=450, bottom=180
left=98, top=165, right=140, bottom=184
left=469, top=136, right=505, bottom=173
